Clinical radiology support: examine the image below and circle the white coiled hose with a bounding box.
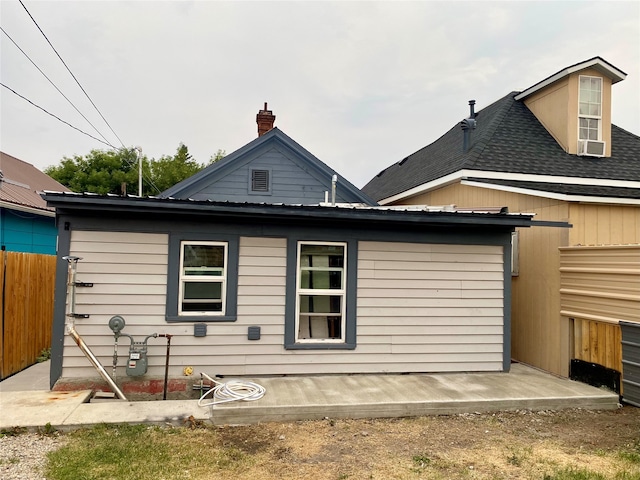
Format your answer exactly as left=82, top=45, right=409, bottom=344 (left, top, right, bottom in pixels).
left=197, top=372, right=266, bottom=407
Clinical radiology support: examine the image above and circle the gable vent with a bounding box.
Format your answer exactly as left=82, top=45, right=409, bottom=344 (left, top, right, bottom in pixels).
left=251, top=169, right=270, bottom=192
left=578, top=140, right=605, bottom=157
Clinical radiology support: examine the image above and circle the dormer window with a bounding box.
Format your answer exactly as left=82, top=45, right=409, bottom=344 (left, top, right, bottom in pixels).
left=578, top=76, right=605, bottom=156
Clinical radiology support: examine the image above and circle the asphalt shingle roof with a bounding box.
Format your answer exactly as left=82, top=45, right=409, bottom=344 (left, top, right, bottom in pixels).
left=362, top=92, right=640, bottom=202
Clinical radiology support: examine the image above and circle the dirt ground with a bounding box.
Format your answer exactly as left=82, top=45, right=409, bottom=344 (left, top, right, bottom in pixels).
left=207, top=406, right=640, bottom=479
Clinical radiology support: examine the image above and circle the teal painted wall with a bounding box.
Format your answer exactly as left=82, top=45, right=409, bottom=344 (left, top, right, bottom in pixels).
left=0, top=208, right=57, bottom=254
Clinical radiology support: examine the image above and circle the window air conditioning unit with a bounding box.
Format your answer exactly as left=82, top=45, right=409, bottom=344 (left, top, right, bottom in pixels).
left=578, top=140, right=605, bottom=157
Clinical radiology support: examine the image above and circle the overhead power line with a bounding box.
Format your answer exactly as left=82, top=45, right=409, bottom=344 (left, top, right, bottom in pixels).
left=1, top=82, right=116, bottom=148
left=18, top=0, right=126, bottom=148
left=3, top=80, right=161, bottom=193
left=0, top=26, right=113, bottom=146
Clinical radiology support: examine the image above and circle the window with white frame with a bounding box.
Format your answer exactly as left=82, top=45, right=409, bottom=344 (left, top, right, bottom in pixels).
left=296, top=242, right=346, bottom=342
left=578, top=76, right=602, bottom=141
left=179, top=241, right=227, bottom=315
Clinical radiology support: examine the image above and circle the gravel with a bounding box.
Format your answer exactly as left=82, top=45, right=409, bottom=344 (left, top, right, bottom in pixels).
left=0, top=432, right=66, bottom=480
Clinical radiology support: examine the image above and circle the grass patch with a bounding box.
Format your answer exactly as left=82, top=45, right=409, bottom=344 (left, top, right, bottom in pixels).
left=45, top=423, right=250, bottom=480
left=37, top=347, right=51, bottom=362
left=36, top=410, right=640, bottom=480
left=619, top=441, right=640, bottom=464
left=543, top=468, right=607, bottom=480
left=0, top=426, right=27, bottom=437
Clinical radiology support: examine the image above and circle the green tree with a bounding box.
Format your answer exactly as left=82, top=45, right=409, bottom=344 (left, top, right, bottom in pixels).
left=208, top=149, right=226, bottom=165
left=45, top=148, right=142, bottom=195
left=149, top=143, right=204, bottom=193
left=45, top=143, right=224, bottom=196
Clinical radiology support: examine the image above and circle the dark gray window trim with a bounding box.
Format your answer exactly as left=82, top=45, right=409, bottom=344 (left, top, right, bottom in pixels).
left=248, top=167, right=272, bottom=195
left=285, top=236, right=357, bottom=350
left=166, top=232, right=239, bottom=322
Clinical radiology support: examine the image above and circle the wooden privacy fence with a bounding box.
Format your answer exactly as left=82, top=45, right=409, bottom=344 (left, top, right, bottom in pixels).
left=0, top=251, right=56, bottom=380
left=560, top=245, right=640, bottom=384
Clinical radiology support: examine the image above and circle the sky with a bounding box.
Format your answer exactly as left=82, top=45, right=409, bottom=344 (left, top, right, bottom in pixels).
left=1, top=1, right=639, bottom=189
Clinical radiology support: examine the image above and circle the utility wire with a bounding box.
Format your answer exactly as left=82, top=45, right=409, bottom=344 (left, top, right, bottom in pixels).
left=10, top=2, right=162, bottom=195
left=0, top=26, right=112, bottom=146
left=2, top=82, right=161, bottom=193
left=18, top=0, right=126, bottom=148
left=1, top=82, right=115, bottom=148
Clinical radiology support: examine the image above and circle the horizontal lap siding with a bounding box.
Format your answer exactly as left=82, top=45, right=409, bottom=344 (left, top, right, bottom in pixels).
left=64, top=234, right=290, bottom=378
left=560, top=245, right=640, bottom=374
left=62, top=233, right=505, bottom=378
left=63, top=231, right=169, bottom=377
left=356, top=241, right=504, bottom=372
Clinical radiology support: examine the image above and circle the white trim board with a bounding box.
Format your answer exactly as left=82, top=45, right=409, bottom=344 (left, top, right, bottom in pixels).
left=515, top=57, right=626, bottom=101
left=0, top=200, right=56, bottom=217
left=460, top=180, right=640, bottom=206
left=378, top=169, right=640, bottom=205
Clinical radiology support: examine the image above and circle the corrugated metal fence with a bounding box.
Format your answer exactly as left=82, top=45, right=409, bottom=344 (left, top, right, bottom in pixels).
left=560, top=245, right=640, bottom=398
left=0, top=251, right=56, bottom=380
left=621, top=321, right=640, bottom=407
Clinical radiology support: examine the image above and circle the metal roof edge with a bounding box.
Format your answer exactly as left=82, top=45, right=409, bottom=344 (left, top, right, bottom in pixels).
left=42, top=192, right=537, bottom=228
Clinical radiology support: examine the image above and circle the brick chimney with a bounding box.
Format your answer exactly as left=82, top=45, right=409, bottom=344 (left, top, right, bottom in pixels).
left=256, top=102, right=276, bottom=137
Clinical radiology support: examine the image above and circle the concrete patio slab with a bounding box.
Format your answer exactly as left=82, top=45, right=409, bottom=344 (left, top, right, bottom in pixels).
left=0, top=363, right=621, bottom=431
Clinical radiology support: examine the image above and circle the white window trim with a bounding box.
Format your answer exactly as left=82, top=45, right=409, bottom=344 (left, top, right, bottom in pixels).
left=178, top=241, right=228, bottom=316
left=578, top=75, right=603, bottom=141
left=295, top=241, right=347, bottom=344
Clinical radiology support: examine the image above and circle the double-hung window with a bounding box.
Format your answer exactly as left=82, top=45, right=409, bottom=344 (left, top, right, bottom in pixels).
left=295, top=242, right=347, bottom=343
left=578, top=75, right=602, bottom=141
left=179, top=241, right=227, bottom=315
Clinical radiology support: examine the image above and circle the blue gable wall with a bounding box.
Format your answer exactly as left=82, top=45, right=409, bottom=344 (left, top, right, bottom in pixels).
left=191, top=144, right=355, bottom=204
left=161, top=128, right=377, bottom=206
left=0, top=208, right=57, bottom=254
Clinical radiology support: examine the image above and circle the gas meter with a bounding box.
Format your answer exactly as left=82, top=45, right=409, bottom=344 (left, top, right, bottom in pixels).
left=108, top=315, right=157, bottom=377
left=126, top=338, right=156, bottom=376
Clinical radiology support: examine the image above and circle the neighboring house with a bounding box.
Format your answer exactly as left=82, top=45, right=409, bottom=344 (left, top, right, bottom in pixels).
left=161, top=103, right=376, bottom=206
left=0, top=152, right=67, bottom=254
left=42, top=106, right=556, bottom=391
left=362, top=57, right=640, bottom=380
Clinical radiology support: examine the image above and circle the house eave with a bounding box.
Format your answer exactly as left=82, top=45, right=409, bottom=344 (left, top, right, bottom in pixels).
left=0, top=199, right=56, bottom=217
left=460, top=180, right=640, bottom=206
left=514, top=57, right=627, bottom=101
left=378, top=170, right=640, bottom=205
left=42, top=192, right=544, bottom=229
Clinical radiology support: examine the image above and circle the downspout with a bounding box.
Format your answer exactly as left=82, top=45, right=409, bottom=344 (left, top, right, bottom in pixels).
left=63, top=256, right=127, bottom=400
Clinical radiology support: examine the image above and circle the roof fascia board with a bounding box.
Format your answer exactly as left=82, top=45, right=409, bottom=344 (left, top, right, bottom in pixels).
left=461, top=180, right=640, bottom=206
left=378, top=171, right=464, bottom=205
left=378, top=169, right=640, bottom=205
left=515, top=57, right=626, bottom=101
left=0, top=200, right=56, bottom=217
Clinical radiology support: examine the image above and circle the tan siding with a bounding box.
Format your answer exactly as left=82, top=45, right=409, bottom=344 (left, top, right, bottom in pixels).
left=561, top=245, right=640, bottom=374
left=523, top=78, right=570, bottom=152
left=569, top=204, right=640, bottom=245
left=356, top=241, right=504, bottom=372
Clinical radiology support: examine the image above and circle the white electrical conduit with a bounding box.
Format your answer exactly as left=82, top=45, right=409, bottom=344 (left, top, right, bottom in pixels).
left=197, top=372, right=266, bottom=407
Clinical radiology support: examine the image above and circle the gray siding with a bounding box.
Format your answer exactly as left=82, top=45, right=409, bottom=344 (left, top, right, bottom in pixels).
left=190, top=147, right=352, bottom=205
left=61, top=233, right=504, bottom=379
left=356, top=242, right=505, bottom=372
